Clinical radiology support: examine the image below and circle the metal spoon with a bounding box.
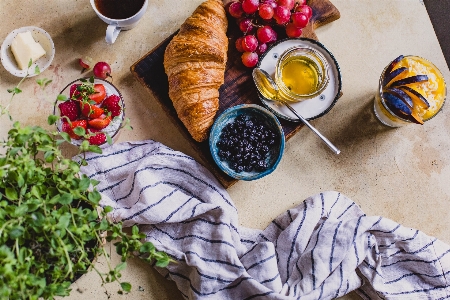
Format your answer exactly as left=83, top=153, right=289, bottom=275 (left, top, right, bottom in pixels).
left=252, top=68, right=341, bottom=155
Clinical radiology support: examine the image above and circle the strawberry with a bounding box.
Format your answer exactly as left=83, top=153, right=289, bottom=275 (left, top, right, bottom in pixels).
left=80, top=102, right=104, bottom=119
left=58, top=100, right=80, bottom=121
left=69, top=84, right=82, bottom=100
left=88, top=84, right=106, bottom=104
left=87, top=128, right=106, bottom=145
left=88, top=115, right=111, bottom=130
left=61, top=120, right=87, bottom=140
left=101, top=94, right=122, bottom=117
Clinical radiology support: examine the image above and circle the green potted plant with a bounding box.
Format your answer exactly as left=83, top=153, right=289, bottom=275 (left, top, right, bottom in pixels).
left=0, top=64, right=171, bottom=299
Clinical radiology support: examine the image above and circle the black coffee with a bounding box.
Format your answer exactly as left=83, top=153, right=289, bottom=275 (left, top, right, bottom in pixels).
left=94, top=0, right=145, bottom=20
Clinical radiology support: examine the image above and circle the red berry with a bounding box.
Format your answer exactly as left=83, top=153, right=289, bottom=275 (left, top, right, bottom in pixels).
left=239, top=18, right=254, bottom=33
left=295, top=0, right=306, bottom=5
left=258, top=3, right=274, bottom=20
left=62, top=120, right=87, bottom=140
left=273, top=6, right=291, bottom=25
left=87, top=128, right=107, bottom=145
left=291, top=12, right=309, bottom=28
left=69, top=84, right=82, bottom=100
left=257, top=26, right=276, bottom=44
left=228, top=1, right=244, bottom=18
left=241, top=0, right=259, bottom=14
left=235, top=37, right=245, bottom=52
left=101, top=94, right=122, bottom=117
left=80, top=102, right=104, bottom=119
left=286, top=23, right=303, bottom=37
left=93, top=62, right=112, bottom=80
left=88, top=116, right=111, bottom=130
left=58, top=100, right=80, bottom=121
left=241, top=52, right=259, bottom=68
left=242, top=35, right=258, bottom=52
left=295, top=4, right=312, bottom=19
left=256, top=43, right=268, bottom=55
left=88, top=84, right=106, bottom=104
left=277, top=0, right=294, bottom=10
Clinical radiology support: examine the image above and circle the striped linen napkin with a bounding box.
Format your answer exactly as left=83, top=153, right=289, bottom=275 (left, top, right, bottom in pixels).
left=80, top=140, right=450, bottom=299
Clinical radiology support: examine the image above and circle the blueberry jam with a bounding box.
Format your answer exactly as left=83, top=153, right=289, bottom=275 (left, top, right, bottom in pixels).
left=216, top=114, right=278, bottom=173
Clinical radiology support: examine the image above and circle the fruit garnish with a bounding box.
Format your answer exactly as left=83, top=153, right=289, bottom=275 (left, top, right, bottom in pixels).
left=389, top=75, right=428, bottom=88
left=87, top=128, right=107, bottom=145
left=58, top=100, right=80, bottom=121
left=382, top=67, right=407, bottom=86
left=93, top=61, right=112, bottom=80
left=227, top=0, right=313, bottom=67
left=80, top=102, right=104, bottom=119
left=399, top=86, right=430, bottom=108
left=383, top=92, right=412, bottom=116
left=62, top=119, right=87, bottom=140
left=88, top=115, right=111, bottom=130
left=101, top=94, right=122, bottom=117
left=79, top=56, right=93, bottom=73
left=88, top=84, right=106, bottom=103
left=385, top=87, right=413, bottom=108
left=384, top=55, right=404, bottom=75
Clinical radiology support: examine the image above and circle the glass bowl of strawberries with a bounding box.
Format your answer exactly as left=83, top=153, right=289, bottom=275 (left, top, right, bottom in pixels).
left=53, top=77, right=125, bottom=146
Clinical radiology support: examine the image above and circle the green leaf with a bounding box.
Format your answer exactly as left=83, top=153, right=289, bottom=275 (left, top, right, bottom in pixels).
left=13, top=87, right=22, bottom=94
left=132, top=225, right=139, bottom=236
left=104, top=206, right=113, bottom=213
left=14, top=204, right=28, bottom=217
left=44, top=151, right=55, bottom=163
left=45, top=79, right=53, bottom=87
left=60, top=132, right=71, bottom=142
left=120, top=282, right=131, bottom=292
left=5, top=187, right=18, bottom=200
left=9, top=226, right=25, bottom=239
left=48, top=115, right=58, bottom=125
left=106, top=135, right=113, bottom=145
left=115, top=262, right=127, bottom=272
left=28, top=58, right=33, bottom=68
left=34, top=65, right=40, bottom=75
left=139, top=242, right=155, bottom=254
left=56, top=214, right=71, bottom=229
left=88, top=145, right=102, bottom=154
left=58, top=193, right=73, bottom=205
left=155, top=257, right=171, bottom=268
left=88, top=190, right=101, bottom=204
left=57, top=94, right=68, bottom=101
left=79, top=177, right=91, bottom=191
left=73, top=126, right=86, bottom=136
left=89, top=76, right=95, bottom=83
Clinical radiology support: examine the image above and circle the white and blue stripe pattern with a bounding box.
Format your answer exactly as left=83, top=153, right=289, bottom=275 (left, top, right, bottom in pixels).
left=81, top=140, right=450, bottom=299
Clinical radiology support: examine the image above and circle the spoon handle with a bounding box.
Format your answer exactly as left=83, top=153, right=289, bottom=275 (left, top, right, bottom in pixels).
left=282, top=101, right=341, bottom=155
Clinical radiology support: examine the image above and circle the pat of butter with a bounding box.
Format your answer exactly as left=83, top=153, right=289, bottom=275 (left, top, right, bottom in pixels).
left=10, top=31, right=46, bottom=70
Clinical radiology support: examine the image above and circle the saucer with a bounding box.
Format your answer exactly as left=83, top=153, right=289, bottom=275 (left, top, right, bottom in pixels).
left=1, top=26, right=55, bottom=77
left=256, top=38, right=342, bottom=121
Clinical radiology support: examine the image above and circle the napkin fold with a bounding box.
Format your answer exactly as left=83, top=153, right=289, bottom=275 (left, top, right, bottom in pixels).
left=80, top=140, right=450, bottom=299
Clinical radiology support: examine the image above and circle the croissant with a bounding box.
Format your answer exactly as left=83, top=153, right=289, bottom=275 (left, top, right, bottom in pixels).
left=163, top=0, right=228, bottom=142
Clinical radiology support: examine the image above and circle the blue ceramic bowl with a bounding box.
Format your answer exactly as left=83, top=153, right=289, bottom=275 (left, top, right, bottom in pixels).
left=209, top=104, right=285, bottom=181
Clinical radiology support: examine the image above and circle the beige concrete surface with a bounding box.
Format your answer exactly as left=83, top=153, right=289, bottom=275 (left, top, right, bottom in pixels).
left=1, top=0, right=449, bottom=299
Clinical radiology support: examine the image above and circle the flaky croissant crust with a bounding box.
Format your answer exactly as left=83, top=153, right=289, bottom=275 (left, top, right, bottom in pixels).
left=164, top=0, right=228, bottom=142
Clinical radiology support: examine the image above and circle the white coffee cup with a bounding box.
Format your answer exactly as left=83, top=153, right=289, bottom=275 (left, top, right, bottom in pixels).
left=90, top=0, right=148, bottom=44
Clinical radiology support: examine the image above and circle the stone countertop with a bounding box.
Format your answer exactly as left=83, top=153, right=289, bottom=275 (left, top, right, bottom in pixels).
left=1, top=0, right=449, bottom=299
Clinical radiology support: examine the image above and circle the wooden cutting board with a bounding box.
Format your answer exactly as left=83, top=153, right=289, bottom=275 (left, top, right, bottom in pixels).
left=130, top=0, right=341, bottom=188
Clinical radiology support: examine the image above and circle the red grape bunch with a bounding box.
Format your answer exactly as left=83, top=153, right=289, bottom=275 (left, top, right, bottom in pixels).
left=228, top=0, right=313, bottom=67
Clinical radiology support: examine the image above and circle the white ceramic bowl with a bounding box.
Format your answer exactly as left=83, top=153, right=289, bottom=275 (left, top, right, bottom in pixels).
left=1, top=26, right=55, bottom=77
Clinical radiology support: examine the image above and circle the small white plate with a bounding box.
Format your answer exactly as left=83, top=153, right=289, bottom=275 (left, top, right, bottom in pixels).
left=1, top=26, right=55, bottom=77
left=257, top=38, right=342, bottom=121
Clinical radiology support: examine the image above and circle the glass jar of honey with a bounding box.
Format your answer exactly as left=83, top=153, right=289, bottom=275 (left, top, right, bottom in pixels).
left=275, top=46, right=330, bottom=102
